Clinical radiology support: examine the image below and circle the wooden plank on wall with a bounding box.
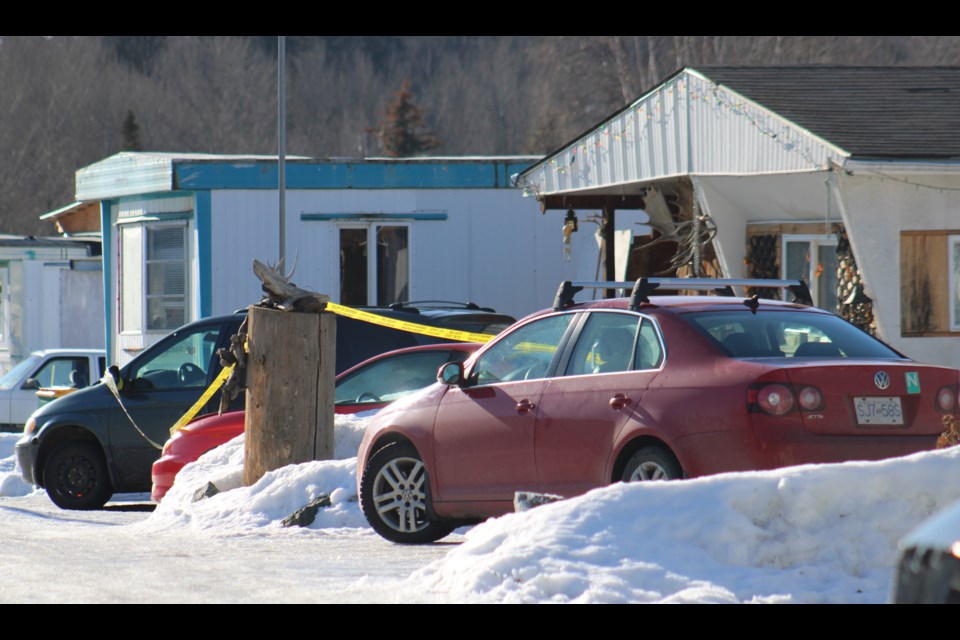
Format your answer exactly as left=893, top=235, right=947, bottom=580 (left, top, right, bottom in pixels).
left=900, top=232, right=950, bottom=335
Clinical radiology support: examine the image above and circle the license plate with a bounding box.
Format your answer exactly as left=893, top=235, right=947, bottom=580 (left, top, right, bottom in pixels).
left=854, top=396, right=904, bottom=426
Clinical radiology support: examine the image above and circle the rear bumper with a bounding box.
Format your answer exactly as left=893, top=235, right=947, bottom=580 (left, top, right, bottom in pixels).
left=673, top=418, right=939, bottom=477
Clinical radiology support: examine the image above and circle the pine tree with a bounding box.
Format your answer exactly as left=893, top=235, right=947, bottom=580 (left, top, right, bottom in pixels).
left=122, top=110, right=142, bottom=151
left=375, top=80, right=439, bottom=157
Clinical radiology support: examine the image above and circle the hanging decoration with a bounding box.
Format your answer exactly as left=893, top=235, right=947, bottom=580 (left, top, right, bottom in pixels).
left=562, top=209, right=578, bottom=262
left=534, top=72, right=832, bottom=194
left=744, top=233, right=780, bottom=300
left=835, top=226, right=876, bottom=335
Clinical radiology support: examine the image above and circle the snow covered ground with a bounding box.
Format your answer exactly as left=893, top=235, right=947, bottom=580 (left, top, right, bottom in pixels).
left=3, top=422, right=960, bottom=603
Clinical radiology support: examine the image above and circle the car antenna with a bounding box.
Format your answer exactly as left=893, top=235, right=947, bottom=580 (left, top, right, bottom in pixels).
left=743, top=294, right=760, bottom=314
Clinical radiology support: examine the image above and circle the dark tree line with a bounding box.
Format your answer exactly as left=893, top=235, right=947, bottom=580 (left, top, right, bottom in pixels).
left=2, top=35, right=959, bottom=235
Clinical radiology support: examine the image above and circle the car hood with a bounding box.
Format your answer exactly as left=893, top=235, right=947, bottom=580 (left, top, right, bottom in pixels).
left=31, top=382, right=114, bottom=421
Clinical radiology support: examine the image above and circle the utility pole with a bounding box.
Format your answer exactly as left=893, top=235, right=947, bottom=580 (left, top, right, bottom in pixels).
left=278, top=35, right=287, bottom=266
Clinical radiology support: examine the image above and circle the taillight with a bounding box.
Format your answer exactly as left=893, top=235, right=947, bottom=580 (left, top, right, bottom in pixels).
left=757, top=384, right=795, bottom=416
left=936, top=386, right=956, bottom=413
left=797, top=386, right=823, bottom=411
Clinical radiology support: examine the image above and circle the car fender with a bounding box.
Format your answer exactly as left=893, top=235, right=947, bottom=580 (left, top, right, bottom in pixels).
left=356, top=383, right=449, bottom=497
left=606, top=415, right=683, bottom=483
left=31, top=411, right=115, bottom=489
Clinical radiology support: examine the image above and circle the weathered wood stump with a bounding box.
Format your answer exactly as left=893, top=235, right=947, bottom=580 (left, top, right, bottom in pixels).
left=244, top=305, right=336, bottom=485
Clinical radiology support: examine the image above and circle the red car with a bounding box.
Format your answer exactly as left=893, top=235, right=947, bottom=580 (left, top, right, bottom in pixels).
left=151, top=343, right=481, bottom=502
left=357, top=278, right=960, bottom=543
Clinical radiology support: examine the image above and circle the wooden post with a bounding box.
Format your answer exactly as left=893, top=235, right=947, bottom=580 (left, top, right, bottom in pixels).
left=603, top=204, right=617, bottom=298
left=244, top=305, right=336, bottom=485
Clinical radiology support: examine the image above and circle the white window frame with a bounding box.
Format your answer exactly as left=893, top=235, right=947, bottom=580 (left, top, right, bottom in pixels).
left=0, top=263, right=9, bottom=346
left=336, top=222, right=412, bottom=306
left=120, top=221, right=189, bottom=334
left=949, top=235, right=960, bottom=331
left=781, top=234, right=838, bottom=310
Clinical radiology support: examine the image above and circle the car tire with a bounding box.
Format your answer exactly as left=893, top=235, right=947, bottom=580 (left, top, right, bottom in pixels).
left=360, top=442, right=454, bottom=544
left=621, top=445, right=682, bottom=482
left=42, top=441, right=113, bottom=510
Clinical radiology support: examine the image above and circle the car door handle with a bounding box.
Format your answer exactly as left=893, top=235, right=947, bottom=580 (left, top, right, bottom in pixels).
left=516, top=399, right=536, bottom=414
left=609, top=393, right=632, bottom=410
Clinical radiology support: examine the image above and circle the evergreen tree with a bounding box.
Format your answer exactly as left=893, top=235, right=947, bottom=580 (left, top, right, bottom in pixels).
left=122, top=110, right=142, bottom=151
left=375, top=80, right=439, bottom=157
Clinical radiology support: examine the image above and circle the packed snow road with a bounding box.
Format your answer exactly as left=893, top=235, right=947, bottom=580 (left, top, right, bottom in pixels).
left=0, top=491, right=462, bottom=604
left=1, top=429, right=463, bottom=604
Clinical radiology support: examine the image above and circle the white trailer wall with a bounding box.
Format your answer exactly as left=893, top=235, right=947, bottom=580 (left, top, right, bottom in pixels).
left=209, top=189, right=599, bottom=320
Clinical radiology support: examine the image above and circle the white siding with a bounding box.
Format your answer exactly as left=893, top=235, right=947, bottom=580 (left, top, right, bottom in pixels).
left=838, top=170, right=960, bottom=367
left=523, top=70, right=843, bottom=197
left=209, top=189, right=599, bottom=320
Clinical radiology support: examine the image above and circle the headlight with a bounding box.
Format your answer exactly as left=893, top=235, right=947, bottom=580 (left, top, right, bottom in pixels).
left=23, top=416, right=36, bottom=436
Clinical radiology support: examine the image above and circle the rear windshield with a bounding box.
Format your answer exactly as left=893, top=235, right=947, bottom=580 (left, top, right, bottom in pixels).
left=681, top=310, right=903, bottom=359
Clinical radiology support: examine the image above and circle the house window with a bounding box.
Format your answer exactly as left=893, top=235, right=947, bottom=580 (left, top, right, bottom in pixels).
left=782, top=235, right=838, bottom=312
left=338, top=225, right=410, bottom=306
left=146, top=226, right=187, bottom=330
left=899, top=230, right=960, bottom=336
left=121, top=222, right=188, bottom=333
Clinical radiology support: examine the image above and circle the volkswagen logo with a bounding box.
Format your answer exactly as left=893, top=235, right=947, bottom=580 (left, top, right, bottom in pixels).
left=874, top=371, right=890, bottom=390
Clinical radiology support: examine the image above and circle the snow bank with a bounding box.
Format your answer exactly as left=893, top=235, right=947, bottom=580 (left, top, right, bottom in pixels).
left=410, top=447, right=960, bottom=604
left=72, top=406, right=960, bottom=604
left=0, top=433, right=40, bottom=497
left=140, top=414, right=371, bottom=534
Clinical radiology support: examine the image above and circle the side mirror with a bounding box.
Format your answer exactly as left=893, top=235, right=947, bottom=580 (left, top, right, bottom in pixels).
left=22, top=378, right=40, bottom=390
left=107, top=365, right=124, bottom=391
left=438, top=361, right=464, bottom=386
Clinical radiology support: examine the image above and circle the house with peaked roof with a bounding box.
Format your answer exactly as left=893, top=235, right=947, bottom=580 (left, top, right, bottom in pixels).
left=73, top=152, right=597, bottom=366
left=519, top=66, right=960, bottom=367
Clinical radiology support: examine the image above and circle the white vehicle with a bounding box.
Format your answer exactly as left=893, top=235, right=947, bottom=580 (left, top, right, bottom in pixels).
left=0, top=349, right=105, bottom=431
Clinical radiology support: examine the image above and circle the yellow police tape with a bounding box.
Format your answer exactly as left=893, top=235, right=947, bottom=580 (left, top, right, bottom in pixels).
left=169, top=363, right=235, bottom=436
left=166, top=303, right=498, bottom=435
left=324, top=302, right=497, bottom=343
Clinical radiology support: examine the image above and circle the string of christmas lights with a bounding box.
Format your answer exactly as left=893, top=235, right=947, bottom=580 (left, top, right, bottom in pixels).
left=858, top=170, right=960, bottom=193
left=538, top=72, right=833, bottom=190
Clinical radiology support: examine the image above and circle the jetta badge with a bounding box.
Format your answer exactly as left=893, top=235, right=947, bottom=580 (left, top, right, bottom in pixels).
left=874, top=371, right=890, bottom=390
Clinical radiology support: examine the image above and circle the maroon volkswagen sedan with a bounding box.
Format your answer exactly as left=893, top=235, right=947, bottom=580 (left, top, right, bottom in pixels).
left=358, top=279, right=959, bottom=543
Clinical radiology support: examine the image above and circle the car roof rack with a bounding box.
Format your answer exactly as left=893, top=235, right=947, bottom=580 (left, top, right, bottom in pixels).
left=389, top=300, right=497, bottom=313
left=390, top=300, right=497, bottom=313
left=553, top=278, right=813, bottom=311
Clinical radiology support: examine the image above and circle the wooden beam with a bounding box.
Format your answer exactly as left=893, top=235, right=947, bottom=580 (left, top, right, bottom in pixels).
left=603, top=205, right=616, bottom=298
left=539, top=194, right=645, bottom=212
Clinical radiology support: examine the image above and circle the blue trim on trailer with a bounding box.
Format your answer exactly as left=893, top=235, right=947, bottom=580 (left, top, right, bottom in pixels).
left=300, top=212, right=448, bottom=221
left=174, top=161, right=535, bottom=191
left=115, top=211, right=194, bottom=225
left=100, top=200, right=114, bottom=365
left=117, top=190, right=192, bottom=203
left=195, top=191, right=212, bottom=319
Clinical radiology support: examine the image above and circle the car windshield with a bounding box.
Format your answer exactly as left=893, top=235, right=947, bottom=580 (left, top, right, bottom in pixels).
left=335, top=350, right=466, bottom=406
left=681, top=310, right=903, bottom=359
left=0, top=355, right=41, bottom=389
